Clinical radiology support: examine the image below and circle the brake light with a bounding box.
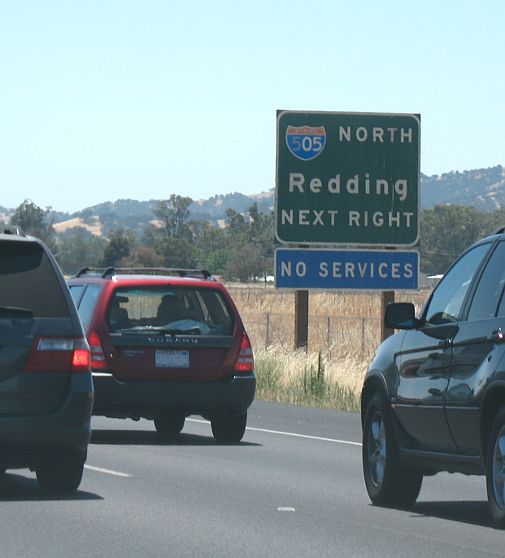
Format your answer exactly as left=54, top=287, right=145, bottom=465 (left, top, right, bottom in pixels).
left=24, top=337, right=90, bottom=373
left=88, top=330, right=107, bottom=370
left=71, top=338, right=91, bottom=372
left=234, top=333, right=254, bottom=373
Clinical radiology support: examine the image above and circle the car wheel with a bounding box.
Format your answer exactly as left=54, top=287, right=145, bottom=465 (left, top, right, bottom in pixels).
left=36, top=454, right=85, bottom=494
left=154, top=414, right=185, bottom=441
left=211, top=412, right=247, bottom=443
left=486, top=406, right=505, bottom=528
left=363, top=392, right=422, bottom=507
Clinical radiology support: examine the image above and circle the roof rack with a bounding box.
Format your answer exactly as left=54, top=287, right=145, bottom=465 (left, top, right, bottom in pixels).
left=73, top=267, right=214, bottom=280
left=1, top=225, right=25, bottom=236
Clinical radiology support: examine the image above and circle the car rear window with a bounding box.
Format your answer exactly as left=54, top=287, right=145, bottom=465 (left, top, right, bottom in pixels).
left=107, top=286, right=234, bottom=336
left=74, top=284, right=103, bottom=330
left=0, top=240, right=69, bottom=318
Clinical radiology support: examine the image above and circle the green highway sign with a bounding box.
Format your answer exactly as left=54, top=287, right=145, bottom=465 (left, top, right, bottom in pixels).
left=275, top=111, right=420, bottom=246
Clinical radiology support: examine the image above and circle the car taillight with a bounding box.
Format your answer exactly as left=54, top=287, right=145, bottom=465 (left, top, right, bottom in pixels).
left=234, top=333, right=254, bottom=373
left=71, top=338, right=91, bottom=372
left=24, top=337, right=90, bottom=373
left=88, top=330, right=107, bottom=370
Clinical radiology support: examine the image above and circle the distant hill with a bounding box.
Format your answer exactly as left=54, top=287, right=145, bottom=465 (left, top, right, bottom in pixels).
left=421, top=165, right=505, bottom=211
left=55, top=191, right=276, bottom=236
left=74, top=191, right=276, bottom=223
left=5, top=165, right=505, bottom=237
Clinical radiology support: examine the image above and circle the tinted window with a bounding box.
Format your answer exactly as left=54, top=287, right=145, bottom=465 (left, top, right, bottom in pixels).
left=0, top=240, right=69, bottom=318
left=108, top=287, right=233, bottom=335
left=76, top=284, right=102, bottom=330
left=468, top=242, right=505, bottom=320
left=425, top=243, right=490, bottom=325
left=68, top=284, right=85, bottom=306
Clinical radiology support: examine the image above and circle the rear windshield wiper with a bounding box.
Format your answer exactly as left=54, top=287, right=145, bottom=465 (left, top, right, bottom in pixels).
left=0, top=305, right=33, bottom=318
left=156, top=327, right=201, bottom=337
left=118, top=326, right=201, bottom=336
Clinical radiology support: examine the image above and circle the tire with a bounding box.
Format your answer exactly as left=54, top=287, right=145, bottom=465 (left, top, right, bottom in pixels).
left=211, top=412, right=247, bottom=443
left=363, top=392, right=422, bottom=507
left=486, top=406, right=505, bottom=528
left=36, top=454, right=85, bottom=494
left=154, top=414, right=185, bottom=441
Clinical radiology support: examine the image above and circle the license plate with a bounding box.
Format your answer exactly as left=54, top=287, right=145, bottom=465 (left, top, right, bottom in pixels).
left=155, top=350, right=190, bottom=368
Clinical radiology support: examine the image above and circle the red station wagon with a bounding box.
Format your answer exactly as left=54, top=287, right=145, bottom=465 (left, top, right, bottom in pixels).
left=67, top=268, right=255, bottom=442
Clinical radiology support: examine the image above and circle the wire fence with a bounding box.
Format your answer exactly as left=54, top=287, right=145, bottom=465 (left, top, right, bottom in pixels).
left=226, top=285, right=430, bottom=362
left=240, top=311, right=382, bottom=361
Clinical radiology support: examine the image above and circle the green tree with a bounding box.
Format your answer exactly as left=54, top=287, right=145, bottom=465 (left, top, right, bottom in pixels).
left=191, top=221, right=229, bottom=274
left=11, top=199, right=56, bottom=247
left=101, top=230, right=133, bottom=267
left=420, top=205, right=488, bottom=274
left=225, top=208, right=247, bottom=237
left=247, top=204, right=275, bottom=279
left=225, top=242, right=264, bottom=282
left=56, top=227, right=107, bottom=275
left=153, top=195, right=193, bottom=239
left=156, top=236, right=197, bottom=268
left=118, top=245, right=164, bottom=268
left=218, top=205, right=276, bottom=282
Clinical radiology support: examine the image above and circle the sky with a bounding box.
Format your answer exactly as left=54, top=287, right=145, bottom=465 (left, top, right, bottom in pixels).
left=1, top=0, right=504, bottom=213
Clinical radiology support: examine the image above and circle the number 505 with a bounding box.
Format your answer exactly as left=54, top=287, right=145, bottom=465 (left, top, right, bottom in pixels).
left=291, top=136, right=324, bottom=152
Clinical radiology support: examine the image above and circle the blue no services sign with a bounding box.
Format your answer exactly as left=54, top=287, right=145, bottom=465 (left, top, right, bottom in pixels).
left=275, top=248, right=419, bottom=290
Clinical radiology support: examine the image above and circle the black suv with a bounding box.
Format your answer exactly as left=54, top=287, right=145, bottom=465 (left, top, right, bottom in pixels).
left=67, top=267, right=255, bottom=442
left=0, top=228, right=93, bottom=492
left=362, top=228, right=505, bottom=527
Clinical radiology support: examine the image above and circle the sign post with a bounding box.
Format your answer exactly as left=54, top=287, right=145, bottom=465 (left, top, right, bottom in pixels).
left=381, top=290, right=395, bottom=340
left=294, top=290, right=309, bottom=350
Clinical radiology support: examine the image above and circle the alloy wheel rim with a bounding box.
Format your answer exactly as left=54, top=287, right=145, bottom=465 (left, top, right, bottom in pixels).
left=367, top=411, right=386, bottom=488
left=493, top=425, right=505, bottom=509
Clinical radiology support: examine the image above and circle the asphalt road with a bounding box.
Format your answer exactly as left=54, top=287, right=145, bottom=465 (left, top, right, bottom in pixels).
left=0, top=400, right=503, bottom=557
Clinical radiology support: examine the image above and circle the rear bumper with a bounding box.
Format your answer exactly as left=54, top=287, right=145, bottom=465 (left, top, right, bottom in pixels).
left=0, top=374, right=94, bottom=469
left=92, top=371, right=256, bottom=420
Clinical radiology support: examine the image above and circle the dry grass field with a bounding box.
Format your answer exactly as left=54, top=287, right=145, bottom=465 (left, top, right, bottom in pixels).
left=226, top=285, right=431, bottom=409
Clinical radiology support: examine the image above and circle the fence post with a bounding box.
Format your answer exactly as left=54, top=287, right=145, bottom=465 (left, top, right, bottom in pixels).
left=380, top=291, right=395, bottom=341
left=265, top=312, right=270, bottom=348
left=361, top=318, right=366, bottom=358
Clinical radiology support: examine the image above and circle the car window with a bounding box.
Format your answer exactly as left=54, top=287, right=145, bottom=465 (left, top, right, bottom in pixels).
left=498, top=293, right=505, bottom=318
left=108, top=286, right=234, bottom=335
left=68, top=284, right=85, bottom=306
left=0, top=240, right=69, bottom=318
left=424, top=243, right=490, bottom=325
left=468, top=241, right=505, bottom=321
left=75, top=284, right=102, bottom=330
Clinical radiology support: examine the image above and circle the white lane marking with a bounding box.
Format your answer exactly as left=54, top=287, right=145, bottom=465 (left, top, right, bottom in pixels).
left=247, top=426, right=362, bottom=446
left=187, top=418, right=362, bottom=447
left=84, top=465, right=131, bottom=478
left=277, top=507, right=296, bottom=512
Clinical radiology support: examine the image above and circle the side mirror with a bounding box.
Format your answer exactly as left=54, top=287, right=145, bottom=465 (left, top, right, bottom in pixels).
left=384, top=302, right=420, bottom=330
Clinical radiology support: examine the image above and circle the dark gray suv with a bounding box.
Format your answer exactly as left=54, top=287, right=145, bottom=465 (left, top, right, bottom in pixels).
left=362, top=227, right=505, bottom=528
left=0, top=228, right=93, bottom=492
